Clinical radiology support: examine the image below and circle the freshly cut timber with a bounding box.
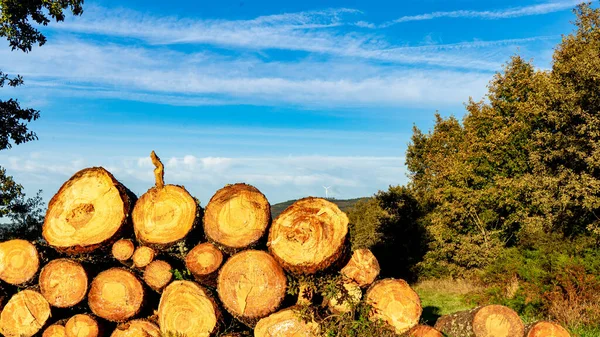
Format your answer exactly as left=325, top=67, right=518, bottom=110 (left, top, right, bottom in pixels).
left=268, top=197, right=348, bottom=274
left=434, top=305, right=524, bottom=337
left=158, top=280, right=220, bottom=337
left=133, top=152, right=197, bottom=248
left=341, top=248, right=380, bottom=287
left=0, top=289, right=51, bottom=337
left=217, top=250, right=286, bottom=324
left=132, top=246, right=155, bottom=268
left=366, top=278, right=422, bottom=335
left=0, top=239, right=39, bottom=285
left=43, top=167, right=134, bottom=253
left=143, top=260, right=172, bottom=292
left=88, top=268, right=144, bottom=322
left=39, top=258, right=88, bottom=308
left=326, top=281, right=362, bottom=314
left=65, top=314, right=100, bottom=337
left=111, top=319, right=161, bottom=337
left=43, top=324, right=67, bottom=337
left=408, top=325, right=444, bottom=337
left=525, top=322, right=570, bottom=337
left=254, top=307, right=319, bottom=337
left=203, top=183, right=271, bottom=251
left=185, top=242, right=223, bottom=286
left=112, top=239, right=135, bottom=261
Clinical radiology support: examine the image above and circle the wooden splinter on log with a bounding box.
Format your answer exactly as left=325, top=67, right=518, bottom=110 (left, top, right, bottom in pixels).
left=112, top=239, right=135, bottom=262
left=326, top=281, right=362, bottom=314
left=341, top=248, right=380, bottom=288
left=203, top=183, right=271, bottom=252
left=185, top=242, right=223, bottom=287
left=43, top=167, right=135, bottom=254
left=0, top=290, right=51, bottom=337
left=65, top=314, right=101, bottom=337
left=408, top=325, right=444, bottom=337
left=0, top=239, right=39, bottom=285
left=132, top=246, right=155, bottom=268
left=434, top=305, right=525, bottom=337
left=43, top=324, right=67, bottom=337
left=133, top=152, right=197, bottom=248
left=525, top=322, right=571, bottom=337
left=88, top=268, right=145, bottom=322
left=217, top=250, right=287, bottom=325
left=268, top=197, right=348, bottom=275
left=143, top=260, right=173, bottom=292
left=39, top=258, right=88, bottom=308
left=254, top=307, right=320, bottom=337
left=366, top=278, right=422, bottom=335
left=111, top=319, right=161, bottom=337
left=158, top=280, right=221, bottom=337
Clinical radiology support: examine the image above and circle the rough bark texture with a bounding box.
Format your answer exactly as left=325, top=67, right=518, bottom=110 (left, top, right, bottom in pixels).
left=158, top=280, right=221, bottom=337
left=341, top=248, right=380, bottom=288
left=434, top=305, right=524, bottom=337
left=111, top=319, right=161, bottom=337
left=88, top=268, right=145, bottom=322
left=0, top=289, right=51, bottom=337
left=366, top=278, right=422, bottom=335
left=203, top=183, right=271, bottom=253
left=254, top=307, right=320, bottom=337
left=112, top=239, right=135, bottom=262
left=0, top=239, right=39, bottom=285
left=268, top=197, right=348, bottom=275
left=217, top=250, right=287, bottom=326
left=143, top=260, right=172, bottom=292
left=132, top=246, right=155, bottom=269
left=525, top=321, right=570, bottom=337
left=407, top=325, right=444, bottom=337
left=65, top=314, right=101, bottom=337
left=43, top=167, right=135, bottom=254
left=185, top=242, right=223, bottom=287
left=39, top=258, right=88, bottom=308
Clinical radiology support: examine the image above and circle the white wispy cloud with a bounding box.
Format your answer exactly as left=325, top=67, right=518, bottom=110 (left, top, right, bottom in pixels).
left=381, top=0, right=582, bottom=26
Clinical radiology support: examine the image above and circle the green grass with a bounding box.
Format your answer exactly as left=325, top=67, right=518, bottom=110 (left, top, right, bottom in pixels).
left=413, top=279, right=475, bottom=326
left=568, top=326, right=600, bottom=337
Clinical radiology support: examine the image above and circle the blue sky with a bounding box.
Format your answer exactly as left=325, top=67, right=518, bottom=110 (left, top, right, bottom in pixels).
left=0, top=0, right=584, bottom=204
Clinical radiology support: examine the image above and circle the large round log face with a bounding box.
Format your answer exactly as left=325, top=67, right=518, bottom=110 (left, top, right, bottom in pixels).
left=217, top=250, right=286, bottom=321
left=185, top=242, right=223, bottom=284
left=204, top=183, right=271, bottom=250
left=43, top=168, right=132, bottom=253
left=254, top=308, right=319, bottom=337
left=158, top=281, right=220, bottom=337
left=0, top=239, right=39, bottom=285
left=88, top=268, right=144, bottom=322
left=39, top=258, right=88, bottom=308
left=366, top=279, right=422, bottom=335
left=112, top=239, right=135, bottom=261
left=527, top=322, right=570, bottom=337
left=143, top=260, right=172, bottom=292
left=472, top=305, right=524, bottom=337
left=268, top=197, right=348, bottom=274
left=132, top=246, right=155, bottom=268
left=0, top=290, right=51, bottom=337
left=111, top=319, right=161, bottom=337
left=65, top=314, right=100, bottom=337
left=341, top=248, right=380, bottom=288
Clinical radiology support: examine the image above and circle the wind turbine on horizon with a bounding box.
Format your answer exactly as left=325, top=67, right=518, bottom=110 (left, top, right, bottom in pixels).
left=323, top=186, right=331, bottom=199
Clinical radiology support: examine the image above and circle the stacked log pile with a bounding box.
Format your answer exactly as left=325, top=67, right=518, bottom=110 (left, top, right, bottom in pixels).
left=0, top=152, right=571, bottom=337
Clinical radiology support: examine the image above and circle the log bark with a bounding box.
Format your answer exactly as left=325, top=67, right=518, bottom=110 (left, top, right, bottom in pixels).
left=254, top=307, right=320, bottom=337
left=268, top=197, right=348, bottom=275
left=143, top=260, right=172, bottom=292
left=43, top=167, right=135, bottom=254
left=133, top=152, right=197, bottom=248
left=0, top=289, right=51, bottom=337
left=185, top=242, right=223, bottom=287
left=111, top=319, right=161, bottom=337
left=132, top=246, right=155, bottom=269
left=65, top=314, right=101, bottom=337
left=341, top=248, right=380, bottom=288
left=39, top=258, right=88, bottom=308
left=203, top=183, right=271, bottom=252
left=434, top=305, right=524, bottom=337
left=326, top=281, right=362, bottom=314
left=525, top=321, right=570, bottom=337
left=217, top=250, right=287, bottom=325
left=158, top=280, right=221, bottom=337
left=88, top=268, right=145, bottom=322
left=0, top=239, right=39, bottom=285
left=43, top=324, right=67, bottom=337
left=112, top=239, right=135, bottom=262
left=366, top=278, right=422, bottom=335
left=407, top=325, right=444, bottom=337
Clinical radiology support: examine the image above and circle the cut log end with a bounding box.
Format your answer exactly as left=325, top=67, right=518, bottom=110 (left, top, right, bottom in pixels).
left=408, top=325, right=443, bottom=337
left=341, top=248, right=380, bottom=288
left=43, top=325, right=67, bottom=337
left=204, top=183, right=271, bottom=251
left=268, top=197, right=348, bottom=274
left=43, top=167, right=133, bottom=254
left=111, top=319, right=161, bottom=337
left=158, top=280, right=220, bottom=337
left=366, top=278, right=422, bottom=335
left=132, top=246, right=155, bottom=268
left=88, top=268, right=144, bottom=322
left=0, top=290, right=51, bottom=337
left=472, top=305, right=524, bottom=337
left=39, top=258, right=88, bottom=308
left=327, top=281, right=362, bottom=314
left=217, top=250, right=287, bottom=323
left=133, top=185, right=197, bottom=247
left=112, top=239, right=135, bottom=261
left=65, top=314, right=100, bottom=337
left=185, top=242, right=223, bottom=286
left=0, top=239, right=39, bottom=285
left=255, top=308, right=320, bottom=337
left=143, top=260, right=173, bottom=292
left=526, top=322, right=571, bottom=337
